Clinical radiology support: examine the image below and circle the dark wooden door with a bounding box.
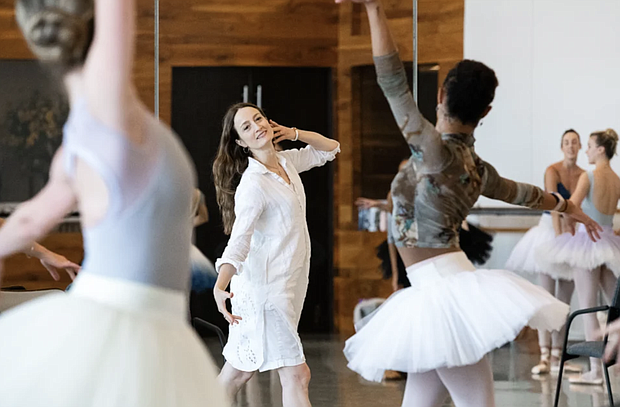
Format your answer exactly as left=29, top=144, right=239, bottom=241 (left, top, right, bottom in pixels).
left=172, top=67, right=334, bottom=334
left=252, top=67, right=334, bottom=333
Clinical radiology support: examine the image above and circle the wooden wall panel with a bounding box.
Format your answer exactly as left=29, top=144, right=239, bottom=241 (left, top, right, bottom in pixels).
left=0, top=0, right=337, bottom=120
left=156, top=0, right=339, bottom=124
left=334, top=0, right=464, bottom=337
left=0, top=0, right=465, bottom=337
left=0, top=0, right=337, bottom=289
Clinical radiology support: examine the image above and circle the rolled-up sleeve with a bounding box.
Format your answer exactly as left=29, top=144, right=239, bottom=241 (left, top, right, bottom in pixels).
left=215, top=180, right=266, bottom=275
left=278, top=143, right=340, bottom=174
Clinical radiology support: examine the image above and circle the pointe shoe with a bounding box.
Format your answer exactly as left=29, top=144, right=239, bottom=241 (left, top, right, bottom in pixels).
left=569, top=373, right=603, bottom=385
left=532, top=360, right=550, bottom=375
left=532, top=348, right=551, bottom=375
left=550, top=349, right=582, bottom=373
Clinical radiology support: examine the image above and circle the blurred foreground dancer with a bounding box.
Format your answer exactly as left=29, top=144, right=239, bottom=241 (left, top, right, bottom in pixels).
left=0, top=0, right=227, bottom=405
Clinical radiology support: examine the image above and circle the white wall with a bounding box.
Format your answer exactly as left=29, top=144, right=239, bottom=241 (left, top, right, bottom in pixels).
left=465, top=0, right=620, bottom=207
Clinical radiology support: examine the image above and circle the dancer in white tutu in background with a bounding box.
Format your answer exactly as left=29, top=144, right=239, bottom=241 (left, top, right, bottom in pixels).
left=0, top=0, right=228, bottom=405
left=336, top=0, right=602, bottom=406
left=212, top=103, right=339, bottom=406
left=506, top=129, right=584, bottom=376
left=538, top=128, right=620, bottom=385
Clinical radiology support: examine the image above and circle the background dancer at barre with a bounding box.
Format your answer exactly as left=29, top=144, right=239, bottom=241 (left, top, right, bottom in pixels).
left=539, top=128, right=620, bottom=385
left=506, top=129, right=584, bottom=376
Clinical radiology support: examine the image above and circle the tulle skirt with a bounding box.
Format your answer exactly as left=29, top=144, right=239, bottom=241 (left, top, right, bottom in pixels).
left=344, top=251, right=569, bottom=382
left=505, top=214, right=572, bottom=280
left=537, top=225, right=620, bottom=276
left=0, top=272, right=228, bottom=407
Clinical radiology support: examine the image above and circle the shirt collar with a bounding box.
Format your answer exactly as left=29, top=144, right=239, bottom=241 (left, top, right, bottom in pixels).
left=247, top=153, right=288, bottom=175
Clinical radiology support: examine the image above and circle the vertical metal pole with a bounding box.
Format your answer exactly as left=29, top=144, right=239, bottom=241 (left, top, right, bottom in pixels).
left=412, top=0, right=418, bottom=104
left=154, top=0, right=160, bottom=118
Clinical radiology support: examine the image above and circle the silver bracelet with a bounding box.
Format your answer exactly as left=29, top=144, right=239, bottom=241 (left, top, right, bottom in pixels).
left=292, top=127, right=299, bottom=142
left=551, top=192, right=568, bottom=212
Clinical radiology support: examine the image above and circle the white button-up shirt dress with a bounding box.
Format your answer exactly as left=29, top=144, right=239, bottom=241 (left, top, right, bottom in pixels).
left=216, top=143, right=340, bottom=372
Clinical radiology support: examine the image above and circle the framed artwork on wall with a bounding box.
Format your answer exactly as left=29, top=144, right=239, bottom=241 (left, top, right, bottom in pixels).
left=0, top=60, right=67, bottom=212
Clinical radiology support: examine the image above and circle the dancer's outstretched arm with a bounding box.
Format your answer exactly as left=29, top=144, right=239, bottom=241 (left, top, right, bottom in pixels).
left=355, top=197, right=390, bottom=212
left=568, top=172, right=590, bottom=208
left=336, top=0, right=397, bottom=57
left=0, top=219, right=80, bottom=281
left=481, top=160, right=601, bottom=241
left=84, top=0, right=136, bottom=136
left=0, top=149, right=78, bottom=282
left=336, top=0, right=446, bottom=172
left=544, top=167, right=564, bottom=235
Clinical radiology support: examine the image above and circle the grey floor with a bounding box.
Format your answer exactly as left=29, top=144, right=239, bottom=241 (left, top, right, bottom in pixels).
left=204, top=336, right=618, bottom=407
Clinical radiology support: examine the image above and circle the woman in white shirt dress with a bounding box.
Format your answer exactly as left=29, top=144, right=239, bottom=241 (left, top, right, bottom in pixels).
left=212, top=103, right=339, bottom=406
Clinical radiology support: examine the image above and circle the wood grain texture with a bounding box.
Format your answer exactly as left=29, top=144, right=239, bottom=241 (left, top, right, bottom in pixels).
left=0, top=0, right=465, bottom=334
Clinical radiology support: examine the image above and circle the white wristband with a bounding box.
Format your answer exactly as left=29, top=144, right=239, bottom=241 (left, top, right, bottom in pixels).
left=292, top=127, right=299, bottom=142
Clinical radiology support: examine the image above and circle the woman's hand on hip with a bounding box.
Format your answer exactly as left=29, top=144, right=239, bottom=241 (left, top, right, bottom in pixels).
left=213, top=286, right=242, bottom=325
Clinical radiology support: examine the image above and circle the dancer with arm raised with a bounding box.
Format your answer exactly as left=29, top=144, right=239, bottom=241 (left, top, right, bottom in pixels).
left=336, top=0, right=601, bottom=405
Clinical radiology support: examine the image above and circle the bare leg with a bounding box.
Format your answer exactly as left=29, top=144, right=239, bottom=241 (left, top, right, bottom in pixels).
left=244, top=373, right=263, bottom=407
left=436, top=356, right=495, bottom=407
left=571, top=268, right=603, bottom=384
left=219, top=362, right=256, bottom=402
left=277, top=363, right=312, bottom=407
left=401, top=370, right=449, bottom=407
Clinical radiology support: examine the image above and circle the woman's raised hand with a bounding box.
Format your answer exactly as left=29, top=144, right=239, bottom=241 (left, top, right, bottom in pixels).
left=564, top=201, right=603, bottom=242
left=270, top=120, right=296, bottom=144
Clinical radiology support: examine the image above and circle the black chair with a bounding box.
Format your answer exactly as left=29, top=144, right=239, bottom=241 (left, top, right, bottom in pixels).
left=192, top=317, right=227, bottom=351
left=553, top=279, right=620, bottom=407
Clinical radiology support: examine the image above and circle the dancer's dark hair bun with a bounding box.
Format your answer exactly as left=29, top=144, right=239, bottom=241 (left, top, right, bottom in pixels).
left=442, top=60, right=498, bottom=125
left=16, top=0, right=94, bottom=73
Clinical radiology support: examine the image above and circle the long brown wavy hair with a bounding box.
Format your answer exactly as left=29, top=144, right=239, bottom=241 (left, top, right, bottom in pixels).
left=213, top=103, right=267, bottom=234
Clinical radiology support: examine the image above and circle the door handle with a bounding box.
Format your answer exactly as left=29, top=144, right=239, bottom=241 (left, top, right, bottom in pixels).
left=242, top=85, right=249, bottom=103
left=256, top=85, right=263, bottom=108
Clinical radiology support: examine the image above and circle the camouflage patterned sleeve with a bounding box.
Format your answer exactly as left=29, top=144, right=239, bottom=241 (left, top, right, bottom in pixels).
left=480, top=160, right=545, bottom=208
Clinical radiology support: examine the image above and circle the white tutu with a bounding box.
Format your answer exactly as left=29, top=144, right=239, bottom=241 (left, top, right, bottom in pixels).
left=505, top=214, right=572, bottom=280
left=0, top=273, right=228, bottom=407
left=537, top=225, right=620, bottom=277
left=343, top=252, right=569, bottom=382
